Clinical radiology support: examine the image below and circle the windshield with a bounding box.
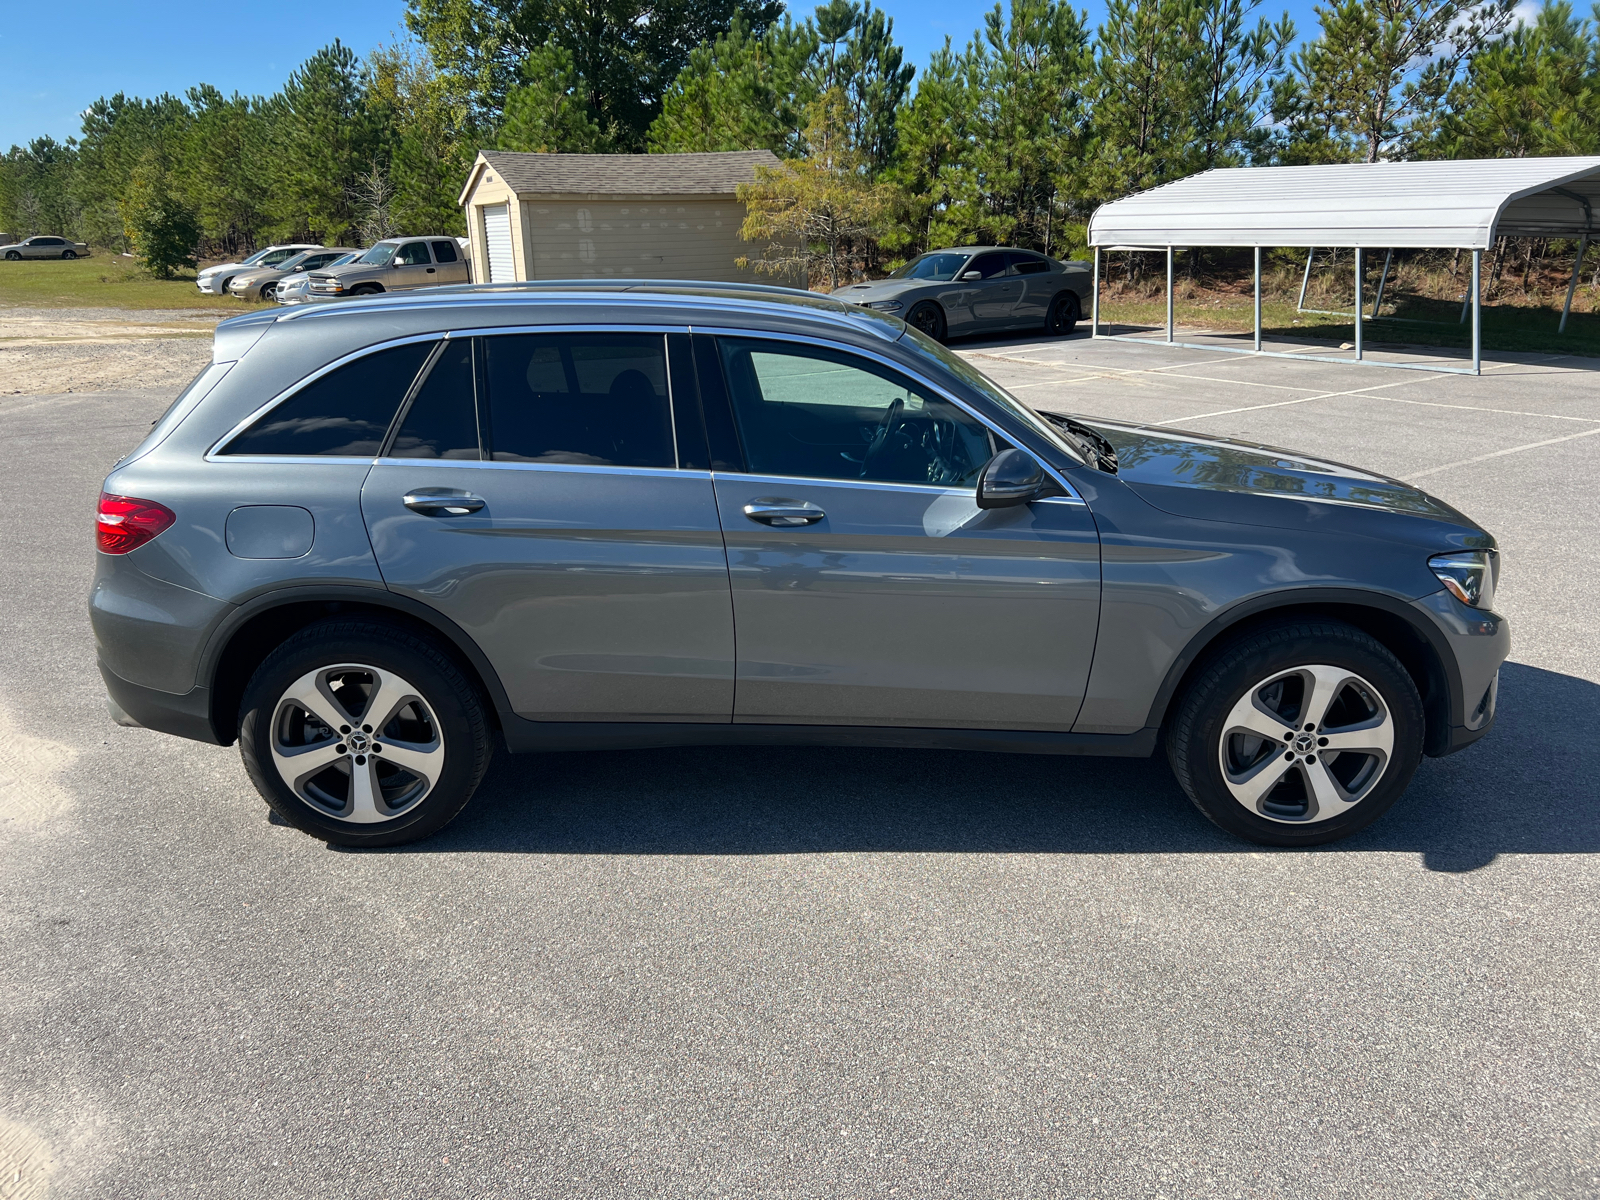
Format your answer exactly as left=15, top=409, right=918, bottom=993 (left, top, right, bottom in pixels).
left=897, top=328, right=1086, bottom=466
left=357, top=242, right=399, bottom=266
left=890, top=252, right=971, bottom=282
left=240, top=248, right=276, bottom=266
left=273, top=252, right=313, bottom=271
left=327, top=252, right=358, bottom=267
left=260, top=248, right=299, bottom=266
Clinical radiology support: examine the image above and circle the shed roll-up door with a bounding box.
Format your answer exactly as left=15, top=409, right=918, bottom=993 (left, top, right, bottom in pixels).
left=482, top=204, right=514, bottom=282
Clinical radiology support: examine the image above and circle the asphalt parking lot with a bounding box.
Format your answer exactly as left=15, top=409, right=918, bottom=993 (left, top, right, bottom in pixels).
left=1, top=330, right=1596, bottom=1198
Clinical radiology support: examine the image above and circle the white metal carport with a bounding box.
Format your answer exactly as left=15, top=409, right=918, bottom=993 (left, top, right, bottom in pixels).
left=1086, top=156, right=1600, bottom=375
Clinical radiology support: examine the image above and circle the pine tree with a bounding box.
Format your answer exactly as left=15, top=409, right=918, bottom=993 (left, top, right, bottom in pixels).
left=1274, top=0, right=1517, bottom=163
left=1438, top=2, right=1600, bottom=159
left=1082, top=0, right=1196, bottom=201
left=270, top=41, right=383, bottom=243
left=649, top=16, right=819, bottom=156
left=496, top=43, right=612, bottom=151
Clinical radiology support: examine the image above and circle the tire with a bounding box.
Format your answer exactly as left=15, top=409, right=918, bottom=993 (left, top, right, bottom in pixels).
left=906, top=301, right=947, bottom=343
left=4, top=251, right=18, bottom=261
left=62, top=249, right=76, bottom=260
left=238, top=619, right=493, bottom=847
left=259, top=284, right=276, bottom=300
left=1046, top=292, right=1079, bottom=336
left=1165, top=620, right=1424, bottom=847
left=349, top=283, right=383, bottom=296
left=218, top=276, right=234, bottom=296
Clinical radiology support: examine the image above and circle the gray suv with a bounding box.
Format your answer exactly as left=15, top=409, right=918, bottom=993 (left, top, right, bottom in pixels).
left=90, top=283, right=1507, bottom=848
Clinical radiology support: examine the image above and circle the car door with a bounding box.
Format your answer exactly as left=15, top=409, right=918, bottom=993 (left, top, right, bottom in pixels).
left=387, top=241, right=437, bottom=290
left=23, top=238, right=54, bottom=259
left=430, top=240, right=471, bottom=284
left=1007, top=253, right=1054, bottom=326
left=962, top=252, right=1022, bottom=328
left=701, top=335, right=1101, bottom=731
left=361, top=330, right=736, bottom=723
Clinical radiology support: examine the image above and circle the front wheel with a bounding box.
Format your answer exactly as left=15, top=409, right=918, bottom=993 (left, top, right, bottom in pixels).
left=349, top=283, right=383, bottom=296
left=1166, top=620, right=1424, bottom=846
left=1046, top=292, right=1079, bottom=336
left=239, top=620, right=492, bottom=847
left=905, top=301, right=947, bottom=343
left=259, top=283, right=276, bottom=300
left=3, top=250, right=18, bottom=261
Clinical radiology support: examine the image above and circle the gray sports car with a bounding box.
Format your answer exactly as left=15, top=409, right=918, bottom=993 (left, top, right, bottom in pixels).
left=833, top=247, right=1092, bottom=342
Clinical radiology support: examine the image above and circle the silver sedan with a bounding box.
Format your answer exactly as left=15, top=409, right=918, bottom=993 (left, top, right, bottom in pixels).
left=274, top=252, right=361, bottom=306
left=4, top=236, right=90, bottom=260
left=226, top=248, right=357, bottom=301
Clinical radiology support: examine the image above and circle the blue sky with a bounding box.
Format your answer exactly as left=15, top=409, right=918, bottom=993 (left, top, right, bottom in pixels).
left=3, top=0, right=1336, bottom=150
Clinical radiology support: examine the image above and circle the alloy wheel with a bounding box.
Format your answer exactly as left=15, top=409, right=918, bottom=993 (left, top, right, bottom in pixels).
left=1217, top=664, right=1394, bottom=823
left=269, top=663, right=445, bottom=824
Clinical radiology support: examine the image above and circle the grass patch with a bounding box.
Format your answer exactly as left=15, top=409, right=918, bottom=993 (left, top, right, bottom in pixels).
left=0, top=254, right=272, bottom=311
left=1097, top=292, right=1600, bottom=358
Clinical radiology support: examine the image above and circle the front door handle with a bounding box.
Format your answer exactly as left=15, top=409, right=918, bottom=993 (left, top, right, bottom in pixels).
left=403, top=489, right=485, bottom=515
left=743, top=499, right=825, bottom=527
left=426, top=267, right=436, bottom=273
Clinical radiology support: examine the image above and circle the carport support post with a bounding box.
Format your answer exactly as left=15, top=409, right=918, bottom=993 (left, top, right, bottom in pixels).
left=1165, top=247, right=1174, bottom=343
left=1253, top=246, right=1262, bottom=352
left=1472, top=249, right=1483, bottom=375
left=1297, top=248, right=1315, bottom=311
left=1372, top=249, right=1392, bottom=318
left=1353, top=247, right=1364, bottom=361
left=1560, top=236, right=1588, bottom=333
left=1091, top=247, right=1100, bottom=337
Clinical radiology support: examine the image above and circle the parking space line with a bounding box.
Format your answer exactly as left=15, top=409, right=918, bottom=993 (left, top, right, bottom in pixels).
left=1370, top=396, right=1600, bottom=425
left=1152, top=376, right=1424, bottom=424
left=1408, top=426, right=1600, bottom=480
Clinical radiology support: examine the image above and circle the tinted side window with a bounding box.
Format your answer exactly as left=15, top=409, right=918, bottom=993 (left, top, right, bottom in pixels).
left=484, top=333, right=674, bottom=468
left=431, top=240, right=459, bottom=263
left=1008, top=253, right=1049, bottom=275
left=717, top=338, right=994, bottom=486
left=390, top=341, right=479, bottom=459
left=222, top=341, right=435, bottom=457
left=396, top=242, right=432, bottom=266
left=966, top=253, right=1007, bottom=279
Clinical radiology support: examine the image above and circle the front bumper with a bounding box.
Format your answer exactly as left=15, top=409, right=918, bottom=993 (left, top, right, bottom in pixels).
left=1410, top=589, right=1509, bottom=758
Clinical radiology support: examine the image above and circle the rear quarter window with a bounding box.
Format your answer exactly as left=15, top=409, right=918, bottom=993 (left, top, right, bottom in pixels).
left=220, top=341, right=436, bottom=457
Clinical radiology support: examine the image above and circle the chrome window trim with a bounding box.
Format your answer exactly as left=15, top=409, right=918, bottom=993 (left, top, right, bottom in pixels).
left=375, top=456, right=710, bottom=482
left=711, top=470, right=1086, bottom=506
left=685, top=325, right=1084, bottom=502
left=206, top=331, right=446, bottom=460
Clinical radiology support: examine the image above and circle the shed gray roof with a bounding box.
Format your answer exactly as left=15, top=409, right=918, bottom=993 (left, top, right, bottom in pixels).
left=468, top=150, right=781, bottom=199
left=1088, top=157, right=1600, bottom=251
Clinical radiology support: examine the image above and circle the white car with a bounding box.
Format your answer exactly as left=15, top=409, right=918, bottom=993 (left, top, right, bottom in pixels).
left=274, top=251, right=361, bottom=306
left=196, top=244, right=321, bottom=295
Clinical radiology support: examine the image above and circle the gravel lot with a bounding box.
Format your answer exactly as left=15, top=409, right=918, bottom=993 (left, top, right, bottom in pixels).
left=0, top=327, right=1596, bottom=1199
left=0, top=307, right=218, bottom=395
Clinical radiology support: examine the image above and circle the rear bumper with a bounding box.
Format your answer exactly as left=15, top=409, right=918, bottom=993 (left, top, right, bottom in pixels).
left=100, top=661, right=223, bottom=745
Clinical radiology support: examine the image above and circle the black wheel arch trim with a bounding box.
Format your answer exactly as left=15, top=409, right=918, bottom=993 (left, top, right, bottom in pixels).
left=198, top=584, right=516, bottom=744
left=1140, top=586, right=1463, bottom=755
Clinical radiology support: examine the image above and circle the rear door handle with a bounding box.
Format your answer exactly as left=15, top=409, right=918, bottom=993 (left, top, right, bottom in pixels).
left=426, top=267, right=436, bottom=273
left=743, top=499, right=825, bottom=527
left=403, top=489, right=485, bottom=515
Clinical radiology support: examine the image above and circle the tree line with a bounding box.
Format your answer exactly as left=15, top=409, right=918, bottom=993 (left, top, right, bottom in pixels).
left=1, top=0, right=1596, bottom=280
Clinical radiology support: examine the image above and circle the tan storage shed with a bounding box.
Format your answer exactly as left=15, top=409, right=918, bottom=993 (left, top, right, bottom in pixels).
left=458, top=150, right=783, bottom=286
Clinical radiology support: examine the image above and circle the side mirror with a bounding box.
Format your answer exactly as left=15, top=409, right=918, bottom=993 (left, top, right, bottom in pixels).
left=960, top=270, right=982, bottom=281
left=976, top=448, right=1060, bottom=509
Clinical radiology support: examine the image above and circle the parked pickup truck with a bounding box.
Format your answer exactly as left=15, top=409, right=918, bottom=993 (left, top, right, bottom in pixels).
left=306, top=237, right=470, bottom=299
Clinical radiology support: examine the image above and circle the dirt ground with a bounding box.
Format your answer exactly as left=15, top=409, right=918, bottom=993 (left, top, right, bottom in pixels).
left=0, top=307, right=220, bottom=396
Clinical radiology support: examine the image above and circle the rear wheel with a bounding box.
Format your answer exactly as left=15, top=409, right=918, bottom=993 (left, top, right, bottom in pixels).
left=62, top=249, right=77, bottom=260
left=239, top=620, right=492, bottom=847
left=906, top=301, right=947, bottom=342
left=1046, top=292, right=1079, bottom=336
left=1166, top=620, right=1424, bottom=846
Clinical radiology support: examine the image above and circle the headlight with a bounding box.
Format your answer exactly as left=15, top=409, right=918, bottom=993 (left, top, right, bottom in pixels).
left=864, top=300, right=903, bottom=313
left=1429, top=550, right=1499, bottom=609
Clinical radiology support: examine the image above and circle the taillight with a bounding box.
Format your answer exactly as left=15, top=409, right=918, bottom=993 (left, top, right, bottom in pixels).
left=96, top=493, right=175, bottom=554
